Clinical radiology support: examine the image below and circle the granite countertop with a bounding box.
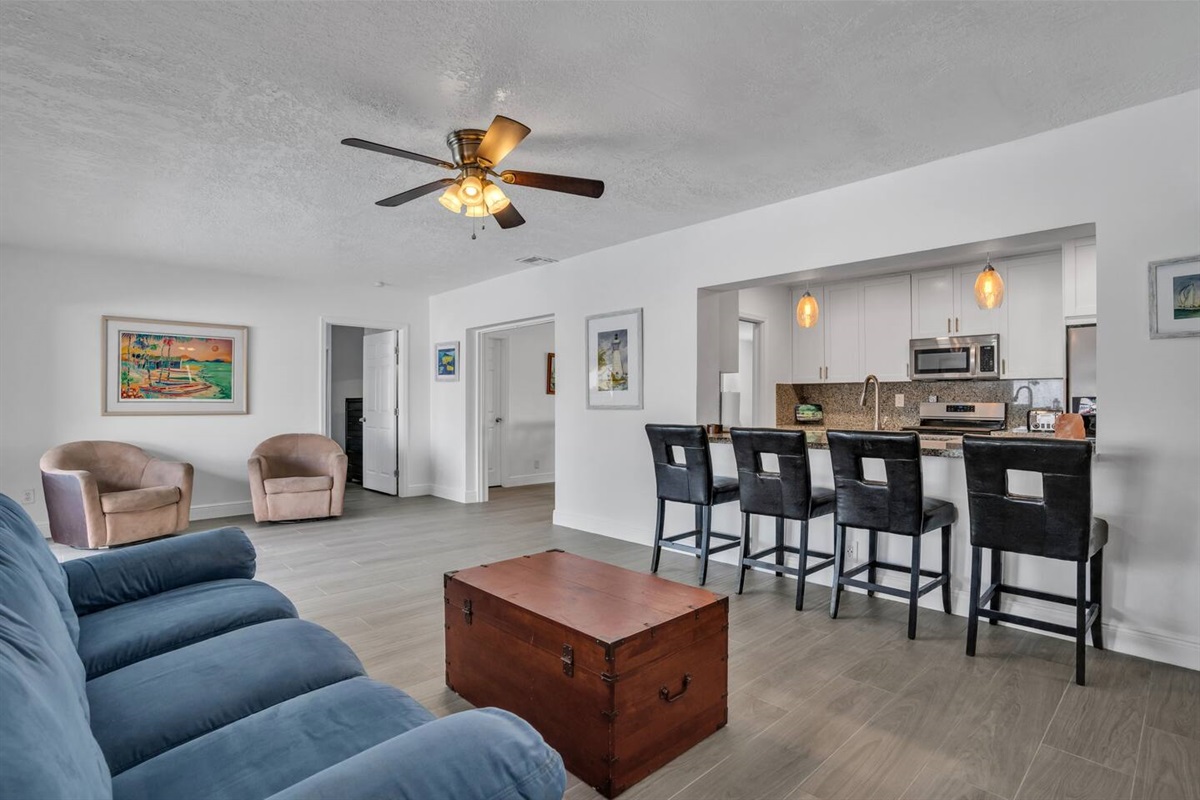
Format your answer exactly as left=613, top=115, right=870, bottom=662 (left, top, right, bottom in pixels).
left=706, top=426, right=1060, bottom=458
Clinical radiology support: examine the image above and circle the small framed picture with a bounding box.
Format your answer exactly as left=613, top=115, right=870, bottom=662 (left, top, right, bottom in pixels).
left=546, top=352, right=556, bottom=395
left=435, top=341, right=460, bottom=381
left=1149, top=255, right=1200, bottom=339
left=585, top=308, right=643, bottom=410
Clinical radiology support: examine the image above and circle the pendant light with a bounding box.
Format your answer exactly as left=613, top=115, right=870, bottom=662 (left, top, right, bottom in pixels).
left=795, top=288, right=819, bottom=329
left=974, top=254, right=1005, bottom=309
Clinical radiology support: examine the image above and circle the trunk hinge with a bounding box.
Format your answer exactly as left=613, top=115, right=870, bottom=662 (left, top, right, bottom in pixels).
left=561, top=644, right=574, bottom=677
left=461, top=598, right=473, bottom=625
left=600, top=709, right=619, bottom=721
left=600, top=671, right=619, bottom=684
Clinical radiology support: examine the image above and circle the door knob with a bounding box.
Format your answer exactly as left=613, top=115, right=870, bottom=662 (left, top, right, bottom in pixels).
left=358, top=417, right=365, bottom=423
left=495, top=417, right=504, bottom=423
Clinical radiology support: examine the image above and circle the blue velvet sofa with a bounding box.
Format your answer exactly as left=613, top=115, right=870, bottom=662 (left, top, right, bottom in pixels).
left=0, top=494, right=566, bottom=800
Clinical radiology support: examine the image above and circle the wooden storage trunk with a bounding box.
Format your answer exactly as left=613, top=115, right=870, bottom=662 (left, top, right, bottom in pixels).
left=444, top=550, right=728, bottom=798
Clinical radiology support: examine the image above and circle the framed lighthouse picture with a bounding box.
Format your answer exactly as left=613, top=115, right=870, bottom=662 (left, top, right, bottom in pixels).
left=585, top=308, right=643, bottom=410
left=102, top=316, right=249, bottom=415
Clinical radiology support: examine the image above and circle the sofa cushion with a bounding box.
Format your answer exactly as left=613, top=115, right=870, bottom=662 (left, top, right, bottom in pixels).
left=88, top=618, right=365, bottom=775
left=0, top=494, right=80, bottom=645
left=112, top=677, right=434, bottom=800
left=100, top=486, right=181, bottom=514
left=78, top=578, right=298, bottom=679
left=0, top=607, right=113, bottom=800
left=263, top=476, right=334, bottom=495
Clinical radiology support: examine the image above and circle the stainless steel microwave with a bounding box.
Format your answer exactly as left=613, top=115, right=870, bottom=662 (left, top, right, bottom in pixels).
left=908, top=334, right=1000, bottom=380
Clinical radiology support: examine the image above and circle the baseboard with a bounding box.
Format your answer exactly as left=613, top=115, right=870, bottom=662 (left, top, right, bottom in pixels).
left=403, top=483, right=432, bottom=498
left=190, top=500, right=254, bottom=522
left=431, top=484, right=469, bottom=503
left=502, top=473, right=554, bottom=487
left=551, top=510, right=648, bottom=544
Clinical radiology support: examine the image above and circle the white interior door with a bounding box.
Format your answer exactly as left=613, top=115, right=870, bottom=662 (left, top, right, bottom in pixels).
left=362, top=330, right=398, bottom=495
left=484, top=336, right=506, bottom=488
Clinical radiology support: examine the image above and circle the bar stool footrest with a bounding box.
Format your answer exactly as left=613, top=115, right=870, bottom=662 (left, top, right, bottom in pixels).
left=975, top=603, right=1099, bottom=638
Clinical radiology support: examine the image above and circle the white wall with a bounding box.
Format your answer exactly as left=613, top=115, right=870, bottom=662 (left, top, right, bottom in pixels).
left=0, top=247, right=432, bottom=522
left=495, top=322, right=555, bottom=486
left=329, top=325, right=364, bottom=451
left=738, top=286, right=794, bottom=425
left=429, top=92, right=1200, bottom=668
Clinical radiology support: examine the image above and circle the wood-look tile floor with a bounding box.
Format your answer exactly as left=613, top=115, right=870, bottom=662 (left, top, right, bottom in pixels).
left=54, top=485, right=1199, bottom=800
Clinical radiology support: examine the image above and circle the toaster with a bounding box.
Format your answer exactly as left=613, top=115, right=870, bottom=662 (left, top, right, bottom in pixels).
left=1027, top=408, right=1062, bottom=433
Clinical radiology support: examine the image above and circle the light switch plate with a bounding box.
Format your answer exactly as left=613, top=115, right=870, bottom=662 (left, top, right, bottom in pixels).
left=894, top=393, right=905, bottom=408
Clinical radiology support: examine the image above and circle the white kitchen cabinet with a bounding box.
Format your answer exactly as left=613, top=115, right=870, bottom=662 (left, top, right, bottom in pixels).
left=861, top=274, right=912, bottom=381
left=823, top=282, right=862, bottom=382
left=955, top=262, right=1008, bottom=339
left=1062, top=237, right=1097, bottom=321
left=911, top=269, right=956, bottom=337
left=791, top=286, right=826, bottom=383
left=1001, top=252, right=1064, bottom=379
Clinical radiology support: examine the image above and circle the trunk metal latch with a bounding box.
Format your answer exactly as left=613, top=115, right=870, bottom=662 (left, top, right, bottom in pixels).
left=462, top=598, right=473, bottom=625
left=561, top=644, right=574, bottom=677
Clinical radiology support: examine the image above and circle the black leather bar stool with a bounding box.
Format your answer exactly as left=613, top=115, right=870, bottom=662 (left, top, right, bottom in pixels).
left=827, top=430, right=956, bottom=639
left=962, top=436, right=1107, bottom=686
left=645, top=424, right=741, bottom=586
left=730, top=428, right=836, bottom=610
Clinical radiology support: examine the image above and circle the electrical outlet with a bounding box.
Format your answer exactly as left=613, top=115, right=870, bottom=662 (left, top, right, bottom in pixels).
left=894, top=393, right=905, bottom=408
left=20, top=488, right=36, bottom=505
left=847, top=540, right=859, bottom=562
left=534, top=459, right=541, bottom=470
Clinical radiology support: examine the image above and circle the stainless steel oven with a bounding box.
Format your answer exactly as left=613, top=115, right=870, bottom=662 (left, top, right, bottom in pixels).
left=908, top=334, right=1000, bottom=380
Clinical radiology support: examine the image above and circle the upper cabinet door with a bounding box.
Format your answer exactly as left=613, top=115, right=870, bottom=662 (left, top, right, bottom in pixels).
left=1002, top=252, right=1064, bottom=380
left=955, top=263, right=1008, bottom=339
left=911, top=269, right=955, bottom=338
left=862, top=274, right=912, bottom=381
left=791, top=286, right=825, bottom=383
left=823, top=282, right=862, bottom=382
left=1063, top=237, right=1097, bottom=321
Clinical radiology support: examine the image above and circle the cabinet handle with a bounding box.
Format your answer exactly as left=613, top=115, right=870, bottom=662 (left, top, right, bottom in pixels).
left=947, top=317, right=951, bottom=333
left=955, top=317, right=960, bottom=333
left=1001, top=358, right=1006, bottom=375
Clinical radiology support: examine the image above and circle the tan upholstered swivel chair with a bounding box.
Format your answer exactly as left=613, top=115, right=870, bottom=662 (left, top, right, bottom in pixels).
left=248, top=434, right=348, bottom=523
left=39, top=441, right=194, bottom=548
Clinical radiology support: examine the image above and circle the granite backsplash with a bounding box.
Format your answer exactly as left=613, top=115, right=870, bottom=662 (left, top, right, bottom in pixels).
left=776, top=379, right=1064, bottom=431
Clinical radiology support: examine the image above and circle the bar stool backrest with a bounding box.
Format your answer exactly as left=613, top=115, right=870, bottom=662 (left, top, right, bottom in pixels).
left=645, top=425, right=715, bottom=505
left=962, top=436, right=1094, bottom=561
left=730, top=428, right=817, bottom=520
left=827, top=430, right=924, bottom=535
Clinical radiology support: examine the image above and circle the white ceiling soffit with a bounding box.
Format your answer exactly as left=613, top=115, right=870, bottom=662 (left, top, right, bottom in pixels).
left=1, top=2, right=1197, bottom=293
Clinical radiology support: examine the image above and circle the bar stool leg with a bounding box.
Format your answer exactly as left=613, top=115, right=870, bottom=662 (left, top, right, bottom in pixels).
left=867, top=529, right=878, bottom=597
left=1090, top=548, right=1105, bottom=650
left=966, top=546, right=982, bottom=657
left=941, top=525, right=952, bottom=614
left=698, top=505, right=713, bottom=586
left=774, top=517, right=785, bottom=577
left=694, top=506, right=704, bottom=558
left=829, top=524, right=846, bottom=619
left=796, top=519, right=810, bottom=611
left=1075, top=560, right=1088, bottom=686
left=737, top=512, right=751, bottom=596
left=989, top=550, right=1003, bottom=625
left=651, top=499, right=665, bottom=573
left=907, top=535, right=922, bottom=640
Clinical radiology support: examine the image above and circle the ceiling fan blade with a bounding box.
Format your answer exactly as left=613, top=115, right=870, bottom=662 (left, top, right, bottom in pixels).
left=475, top=116, right=531, bottom=167
left=492, top=203, right=526, bottom=230
left=500, top=170, right=604, bottom=199
left=342, top=138, right=454, bottom=169
left=376, top=178, right=455, bottom=207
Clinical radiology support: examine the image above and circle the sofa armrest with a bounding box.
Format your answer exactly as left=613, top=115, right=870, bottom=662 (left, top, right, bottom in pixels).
left=265, top=708, right=566, bottom=800
left=63, top=526, right=257, bottom=615
left=40, top=468, right=107, bottom=548
left=141, top=458, right=195, bottom=532
left=326, top=452, right=348, bottom=516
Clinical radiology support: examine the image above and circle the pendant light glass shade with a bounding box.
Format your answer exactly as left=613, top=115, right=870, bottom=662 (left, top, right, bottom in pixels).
left=974, top=262, right=1005, bottom=309
left=795, top=291, right=820, bottom=328
left=464, top=204, right=488, bottom=218
left=482, top=181, right=510, bottom=213
left=459, top=175, right=485, bottom=206
left=438, top=184, right=464, bottom=213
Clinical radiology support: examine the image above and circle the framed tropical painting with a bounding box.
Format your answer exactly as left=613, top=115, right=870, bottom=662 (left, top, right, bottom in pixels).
left=103, top=316, right=248, bottom=415
left=435, top=341, right=460, bottom=381
left=1149, top=255, right=1200, bottom=339
left=585, top=308, right=643, bottom=409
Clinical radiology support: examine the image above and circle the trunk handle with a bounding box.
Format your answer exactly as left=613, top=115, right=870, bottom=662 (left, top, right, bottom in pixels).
left=659, top=673, right=692, bottom=703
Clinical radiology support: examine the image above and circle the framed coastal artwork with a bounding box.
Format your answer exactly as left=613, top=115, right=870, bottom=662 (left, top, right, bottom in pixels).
left=102, top=316, right=248, bottom=415
left=546, top=352, right=556, bottom=395
left=435, top=341, right=460, bottom=381
left=585, top=308, right=642, bottom=410
left=1149, top=255, right=1200, bottom=339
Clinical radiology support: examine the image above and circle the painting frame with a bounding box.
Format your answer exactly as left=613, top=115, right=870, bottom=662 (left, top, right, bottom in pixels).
left=102, top=316, right=248, bottom=416
left=1148, top=255, right=1200, bottom=339
left=435, top=340, right=460, bottom=382
left=585, top=308, right=643, bottom=410
left=545, top=352, right=556, bottom=395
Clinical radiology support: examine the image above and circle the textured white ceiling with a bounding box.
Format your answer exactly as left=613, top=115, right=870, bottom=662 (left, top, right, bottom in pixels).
left=2, top=2, right=1197, bottom=292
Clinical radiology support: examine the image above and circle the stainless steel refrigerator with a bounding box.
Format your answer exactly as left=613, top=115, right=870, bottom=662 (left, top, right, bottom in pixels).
left=1066, top=324, right=1097, bottom=437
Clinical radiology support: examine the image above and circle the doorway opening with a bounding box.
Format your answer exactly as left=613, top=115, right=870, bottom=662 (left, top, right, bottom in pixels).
left=471, top=317, right=555, bottom=502
left=321, top=320, right=407, bottom=497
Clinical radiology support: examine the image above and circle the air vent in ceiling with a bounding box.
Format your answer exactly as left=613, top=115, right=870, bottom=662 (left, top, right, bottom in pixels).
left=515, top=255, right=558, bottom=265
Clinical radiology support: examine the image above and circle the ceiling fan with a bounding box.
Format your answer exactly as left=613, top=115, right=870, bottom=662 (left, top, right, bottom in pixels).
left=342, top=115, right=605, bottom=230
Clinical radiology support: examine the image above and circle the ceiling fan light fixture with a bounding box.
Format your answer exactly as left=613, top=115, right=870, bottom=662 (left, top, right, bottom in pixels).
left=464, top=204, right=489, bottom=218
left=482, top=181, right=510, bottom=214
left=459, top=175, right=485, bottom=205
left=438, top=183, right=464, bottom=213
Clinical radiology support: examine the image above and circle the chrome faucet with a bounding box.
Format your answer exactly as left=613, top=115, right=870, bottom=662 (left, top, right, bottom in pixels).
left=1012, top=384, right=1033, bottom=406
left=860, top=374, right=881, bottom=431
